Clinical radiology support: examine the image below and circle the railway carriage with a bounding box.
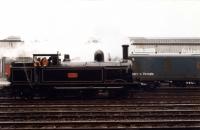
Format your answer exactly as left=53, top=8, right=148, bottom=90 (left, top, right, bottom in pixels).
left=131, top=54, right=200, bottom=86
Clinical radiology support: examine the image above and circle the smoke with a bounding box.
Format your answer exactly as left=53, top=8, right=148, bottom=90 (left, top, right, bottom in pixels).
left=0, top=28, right=130, bottom=62
left=0, top=40, right=48, bottom=60
left=0, top=36, right=130, bottom=62
left=0, top=45, right=30, bottom=59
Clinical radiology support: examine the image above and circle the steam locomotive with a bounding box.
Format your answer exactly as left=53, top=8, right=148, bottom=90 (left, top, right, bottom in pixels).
left=10, top=45, right=134, bottom=97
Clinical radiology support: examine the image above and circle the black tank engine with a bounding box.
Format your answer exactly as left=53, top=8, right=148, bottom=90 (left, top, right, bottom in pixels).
left=10, top=45, right=133, bottom=97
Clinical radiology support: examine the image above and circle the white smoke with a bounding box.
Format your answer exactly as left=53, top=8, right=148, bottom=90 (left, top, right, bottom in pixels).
left=0, top=31, right=130, bottom=62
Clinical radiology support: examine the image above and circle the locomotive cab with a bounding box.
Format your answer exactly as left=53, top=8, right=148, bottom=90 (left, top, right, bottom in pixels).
left=33, top=53, right=61, bottom=67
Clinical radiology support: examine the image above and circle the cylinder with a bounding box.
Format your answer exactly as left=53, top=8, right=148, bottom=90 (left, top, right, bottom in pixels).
left=122, top=45, right=129, bottom=60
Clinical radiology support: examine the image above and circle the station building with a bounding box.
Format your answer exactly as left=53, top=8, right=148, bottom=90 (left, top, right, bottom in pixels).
left=0, top=36, right=24, bottom=78
left=129, top=37, right=200, bottom=54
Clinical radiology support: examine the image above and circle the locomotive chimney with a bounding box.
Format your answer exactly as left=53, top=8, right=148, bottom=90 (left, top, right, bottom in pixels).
left=122, top=45, right=129, bottom=60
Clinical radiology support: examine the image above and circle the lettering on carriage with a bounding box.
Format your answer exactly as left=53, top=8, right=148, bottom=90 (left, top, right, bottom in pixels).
left=132, top=72, right=154, bottom=76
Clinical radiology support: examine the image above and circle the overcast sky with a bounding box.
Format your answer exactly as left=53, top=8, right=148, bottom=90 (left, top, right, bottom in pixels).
left=0, top=0, right=200, bottom=60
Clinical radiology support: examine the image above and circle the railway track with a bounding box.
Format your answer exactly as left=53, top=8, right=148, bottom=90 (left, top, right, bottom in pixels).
left=0, top=87, right=200, bottom=129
